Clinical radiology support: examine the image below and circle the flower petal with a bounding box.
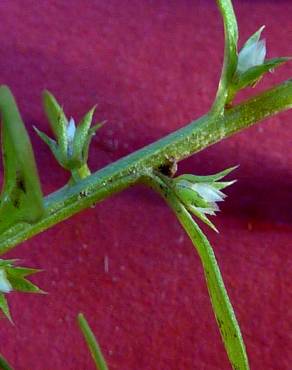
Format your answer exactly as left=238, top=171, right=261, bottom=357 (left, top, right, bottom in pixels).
left=0, top=269, right=12, bottom=293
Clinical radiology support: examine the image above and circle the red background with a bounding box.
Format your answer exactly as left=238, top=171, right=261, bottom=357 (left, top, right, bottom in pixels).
left=0, top=1, right=291, bottom=369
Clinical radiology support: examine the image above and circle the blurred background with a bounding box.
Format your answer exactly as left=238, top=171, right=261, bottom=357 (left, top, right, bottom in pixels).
left=0, top=0, right=291, bottom=369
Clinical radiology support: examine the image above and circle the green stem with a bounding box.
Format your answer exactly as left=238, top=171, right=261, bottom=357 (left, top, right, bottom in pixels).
left=78, top=313, right=109, bottom=370
left=1, top=80, right=292, bottom=254
left=70, top=163, right=91, bottom=183
left=144, top=173, right=249, bottom=370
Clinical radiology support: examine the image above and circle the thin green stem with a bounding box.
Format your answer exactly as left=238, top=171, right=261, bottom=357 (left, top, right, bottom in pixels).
left=144, top=173, right=249, bottom=370
left=78, top=313, right=109, bottom=370
left=1, top=80, right=292, bottom=254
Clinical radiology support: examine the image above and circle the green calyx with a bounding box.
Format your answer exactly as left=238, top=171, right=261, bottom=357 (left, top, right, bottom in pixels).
left=171, top=166, right=237, bottom=232
left=226, top=26, right=291, bottom=104
left=212, top=2, right=291, bottom=112
left=34, top=90, right=104, bottom=181
left=0, top=259, right=44, bottom=322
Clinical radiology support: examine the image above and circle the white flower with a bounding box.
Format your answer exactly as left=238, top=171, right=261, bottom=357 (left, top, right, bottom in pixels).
left=173, top=166, right=237, bottom=232
left=67, top=117, right=76, bottom=156
left=192, top=183, right=226, bottom=203
left=237, top=34, right=266, bottom=74
left=0, top=269, right=12, bottom=293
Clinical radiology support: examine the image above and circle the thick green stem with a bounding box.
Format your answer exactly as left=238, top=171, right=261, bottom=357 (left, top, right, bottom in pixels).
left=1, top=80, right=292, bottom=254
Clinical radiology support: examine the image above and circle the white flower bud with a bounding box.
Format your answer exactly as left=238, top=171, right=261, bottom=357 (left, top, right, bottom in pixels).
left=237, top=39, right=266, bottom=74
left=0, top=269, right=12, bottom=293
left=67, top=117, right=76, bottom=156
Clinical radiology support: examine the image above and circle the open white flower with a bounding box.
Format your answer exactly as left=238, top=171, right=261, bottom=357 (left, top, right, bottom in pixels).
left=0, top=269, right=12, bottom=293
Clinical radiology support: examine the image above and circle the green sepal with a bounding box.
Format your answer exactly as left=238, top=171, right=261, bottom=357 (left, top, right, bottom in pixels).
left=42, top=90, right=68, bottom=157
left=173, top=181, right=211, bottom=209
left=186, top=204, right=219, bottom=233
left=175, top=166, right=238, bottom=184
left=82, top=122, right=104, bottom=164
left=6, top=274, right=45, bottom=294
left=39, top=91, right=104, bottom=179
left=234, top=57, right=291, bottom=90
left=0, top=260, right=44, bottom=321
left=72, top=106, right=96, bottom=162
left=0, top=86, right=44, bottom=234
left=0, top=259, right=18, bottom=268
left=0, top=293, right=12, bottom=322
left=212, top=180, right=237, bottom=190
left=5, top=266, right=42, bottom=278
left=33, top=126, right=65, bottom=165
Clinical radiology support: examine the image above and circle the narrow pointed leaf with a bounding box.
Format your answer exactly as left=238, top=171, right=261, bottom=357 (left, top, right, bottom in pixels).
left=0, top=294, right=12, bottom=322
left=78, top=313, right=109, bottom=370
left=0, top=86, right=44, bottom=234
left=42, top=90, right=68, bottom=156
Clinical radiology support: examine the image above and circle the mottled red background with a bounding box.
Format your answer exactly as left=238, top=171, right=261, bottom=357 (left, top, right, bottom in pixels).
left=0, top=0, right=291, bottom=369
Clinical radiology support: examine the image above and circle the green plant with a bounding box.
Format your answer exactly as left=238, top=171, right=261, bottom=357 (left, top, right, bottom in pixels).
left=0, top=0, right=291, bottom=369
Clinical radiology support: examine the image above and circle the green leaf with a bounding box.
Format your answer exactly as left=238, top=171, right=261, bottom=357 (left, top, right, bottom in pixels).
left=0, top=86, right=44, bottom=234
left=0, top=354, right=14, bottom=370
left=42, top=90, right=68, bottom=157
left=0, top=294, right=12, bottom=322
left=78, top=313, right=109, bottom=370
left=235, top=57, right=291, bottom=90
left=212, top=0, right=238, bottom=114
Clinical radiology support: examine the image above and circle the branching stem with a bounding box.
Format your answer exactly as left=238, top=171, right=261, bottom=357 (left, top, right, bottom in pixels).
left=0, top=80, right=292, bottom=254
